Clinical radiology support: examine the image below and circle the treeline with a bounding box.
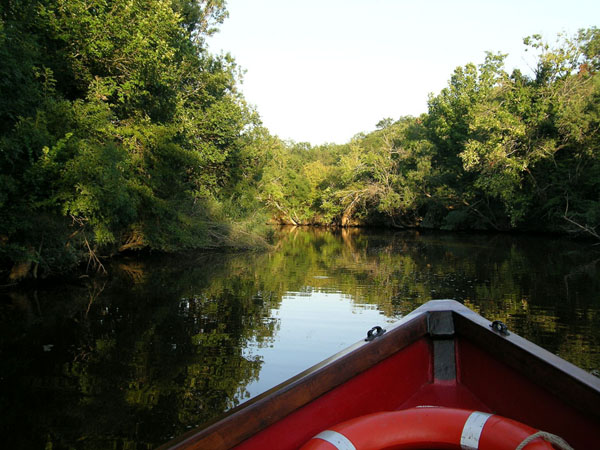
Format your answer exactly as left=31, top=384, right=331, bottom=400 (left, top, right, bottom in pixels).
left=0, top=0, right=271, bottom=281
left=264, top=30, right=600, bottom=237
left=1, top=0, right=599, bottom=282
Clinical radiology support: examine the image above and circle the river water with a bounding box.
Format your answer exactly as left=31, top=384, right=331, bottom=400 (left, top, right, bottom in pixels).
left=1, top=228, right=599, bottom=449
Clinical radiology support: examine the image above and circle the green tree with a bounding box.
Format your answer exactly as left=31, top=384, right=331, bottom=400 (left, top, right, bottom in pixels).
left=460, top=30, right=600, bottom=234
left=0, top=0, right=267, bottom=280
left=423, top=53, right=512, bottom=230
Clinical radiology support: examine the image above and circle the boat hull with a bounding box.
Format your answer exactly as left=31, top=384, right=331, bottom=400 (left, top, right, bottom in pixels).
left=159, top=300, right=600, bottom=449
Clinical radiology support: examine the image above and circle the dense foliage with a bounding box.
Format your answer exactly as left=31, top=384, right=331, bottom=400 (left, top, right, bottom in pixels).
left=263, top=30, right=600, bottom=239
left=1, top=1, right=598, bottom=283
left=1, top=0, right=271, bottom=281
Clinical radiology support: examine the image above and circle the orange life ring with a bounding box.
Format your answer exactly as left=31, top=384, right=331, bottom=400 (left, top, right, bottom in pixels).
left=300, top=407, right=557, bottom=450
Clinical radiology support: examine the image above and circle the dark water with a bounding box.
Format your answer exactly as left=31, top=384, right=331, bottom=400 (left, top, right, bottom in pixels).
left=1, top=228, right=599, bottom=449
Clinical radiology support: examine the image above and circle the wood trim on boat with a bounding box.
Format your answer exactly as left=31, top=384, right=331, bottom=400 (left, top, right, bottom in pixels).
left=158, top=299, right=600, bottom=450
left=451, top=304, right=600, bottom=420
left=160, top=310, right=429, bottom=449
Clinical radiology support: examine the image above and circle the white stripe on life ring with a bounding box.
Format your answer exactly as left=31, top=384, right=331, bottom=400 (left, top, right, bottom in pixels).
left=313, top=430, right=357, bottom=450
left=461, top=411, right=492, bottom=450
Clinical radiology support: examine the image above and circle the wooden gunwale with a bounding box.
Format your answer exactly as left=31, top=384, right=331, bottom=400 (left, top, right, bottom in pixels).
left=452, top=306, right=600, bottom=420
left=159, top=300, right=600, bottom=450
left=160, top=310, right=429, bottom=449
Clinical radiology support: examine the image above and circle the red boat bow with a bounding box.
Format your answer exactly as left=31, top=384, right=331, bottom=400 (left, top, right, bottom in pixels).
left=159, top=300, right=600, bottom=450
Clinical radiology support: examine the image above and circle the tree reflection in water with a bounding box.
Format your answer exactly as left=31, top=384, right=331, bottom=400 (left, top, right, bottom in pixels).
left=0, top=228, right=598, bottom=449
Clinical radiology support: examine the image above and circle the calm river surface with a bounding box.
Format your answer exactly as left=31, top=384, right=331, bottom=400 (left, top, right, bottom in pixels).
left=1, top=228, right=599, bottom=449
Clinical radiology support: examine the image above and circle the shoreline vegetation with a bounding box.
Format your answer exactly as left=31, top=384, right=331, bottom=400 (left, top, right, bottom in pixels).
left=1, top=1, right=599, bottom=284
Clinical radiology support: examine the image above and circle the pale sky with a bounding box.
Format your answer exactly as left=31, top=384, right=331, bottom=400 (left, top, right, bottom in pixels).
left=208, top=0, right=599, bottom=146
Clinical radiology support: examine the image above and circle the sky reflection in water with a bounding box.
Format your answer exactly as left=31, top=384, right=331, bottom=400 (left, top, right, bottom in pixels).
left=240, top=290, right=396, bottom=399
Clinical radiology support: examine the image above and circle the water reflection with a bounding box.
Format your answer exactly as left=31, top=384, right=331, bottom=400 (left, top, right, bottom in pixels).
left=241, top=290, right=396, bottom=399
left=0, top=228, right=599, bottom=449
